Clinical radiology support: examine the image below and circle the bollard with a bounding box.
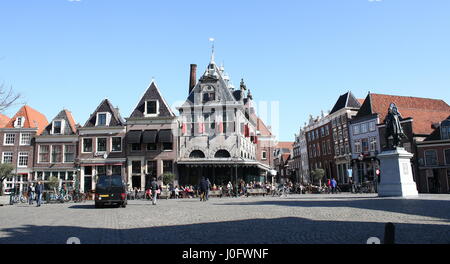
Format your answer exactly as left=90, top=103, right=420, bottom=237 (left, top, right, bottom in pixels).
left=384, top=222, right=395, bottom=244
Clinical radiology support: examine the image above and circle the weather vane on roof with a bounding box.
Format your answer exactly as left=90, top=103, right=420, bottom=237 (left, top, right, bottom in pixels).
left=209, top=38, right=215, bottom=63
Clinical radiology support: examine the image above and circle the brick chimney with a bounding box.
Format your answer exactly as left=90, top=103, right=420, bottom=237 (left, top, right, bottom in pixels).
left=189, top=64, right=197, bottom=95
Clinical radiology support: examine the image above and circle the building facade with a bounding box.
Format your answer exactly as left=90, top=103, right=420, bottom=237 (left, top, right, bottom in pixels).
left=125, top=81, right=178, bottom=190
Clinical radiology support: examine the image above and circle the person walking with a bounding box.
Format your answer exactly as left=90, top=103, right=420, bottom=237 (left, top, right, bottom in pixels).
left=35, top=181, right=44, bottom=207
left=331, top=178, right=337, bottom=194
left=150, top=177, right=159, bottom=205
left=199, top=177, right=208, bottom=202
left=28, top=183, right=35, bottom=205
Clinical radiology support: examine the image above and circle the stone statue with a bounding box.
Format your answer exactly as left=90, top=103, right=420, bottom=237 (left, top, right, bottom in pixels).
left=384, top=103, right=407, bottom=149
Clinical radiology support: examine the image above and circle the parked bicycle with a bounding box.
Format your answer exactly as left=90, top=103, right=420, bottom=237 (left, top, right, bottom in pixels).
left=11, top=193, right=27, bottom=204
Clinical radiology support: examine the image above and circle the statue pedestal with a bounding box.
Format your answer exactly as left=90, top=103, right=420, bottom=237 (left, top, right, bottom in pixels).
left=378, top=148, right=419, bottom=197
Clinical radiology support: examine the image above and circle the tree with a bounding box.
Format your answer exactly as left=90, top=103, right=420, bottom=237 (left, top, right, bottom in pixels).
left=162, top=172, right=176, bottom=186
left=0, top=163, right=14, bottom=196
left=48, top=176, right=60, bottom=192
left=311, top=169, right=325, bottom=186
left=0, top=83, right=21, bottom=112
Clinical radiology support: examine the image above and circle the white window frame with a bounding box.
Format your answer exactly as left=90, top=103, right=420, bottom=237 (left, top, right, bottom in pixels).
left=17, top=152, right=28, bottom=168
left=51, top=145, right=63, bottom=163
left=38, top=145, right=50, bottom=163
left=3, top=133, right=15, bottom=146
left=353, top=125, right=360, bottom=136
left=144, top=100, right=159, bottom=117
left=20, top=133, right=32, bottom=146
left=95, top=112, right=111, bottom=127
left=96, top=137, right=108, bottom=153
left=262, top=151, right=267, bottom=160
left=111, top=136, right=122, bottom=152
left=82, top=137, right=94, bottom=153
left=63, top=145, right=76, bottom=163
left=369, top=121, right=376, bottom=132
left=361, top=123, right=368, bottom=134
left=51, top=120, right=65, bottom=135
left=2, top=152, right=13, bottom=164
left=14, top=116, right=25, bottom=128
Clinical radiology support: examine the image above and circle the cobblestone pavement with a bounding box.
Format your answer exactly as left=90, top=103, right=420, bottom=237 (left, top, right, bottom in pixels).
left=0, top=193, right=449, bottom=244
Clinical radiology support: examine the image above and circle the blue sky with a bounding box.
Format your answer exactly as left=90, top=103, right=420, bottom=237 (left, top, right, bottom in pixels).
left=0, top=0, right=449, bottom=141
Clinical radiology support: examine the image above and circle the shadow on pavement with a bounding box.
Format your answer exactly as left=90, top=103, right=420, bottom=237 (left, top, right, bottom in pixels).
left=0, top=217, right=449, bottom=244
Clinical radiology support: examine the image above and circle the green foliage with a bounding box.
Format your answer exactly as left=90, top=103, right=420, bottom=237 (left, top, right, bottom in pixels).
left=48, top=176, right=60, bottom=191
left=311, top=169, right=325, bottom=184
left=162, top=172, right=176, bottom=185
left=0, top=163, right=15, bottom=195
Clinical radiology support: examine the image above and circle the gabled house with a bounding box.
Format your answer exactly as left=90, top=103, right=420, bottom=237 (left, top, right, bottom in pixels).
left=78, top=99, right=126, bottom=192
left=0, top=105, right=48, bottom=192
left=125, top=81, right=178, bottom=190
left=33, top=109, right=78, bottom=190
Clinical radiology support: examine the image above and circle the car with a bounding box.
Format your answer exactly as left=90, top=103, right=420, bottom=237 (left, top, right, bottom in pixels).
left=94, top=175, right=127, bottom=208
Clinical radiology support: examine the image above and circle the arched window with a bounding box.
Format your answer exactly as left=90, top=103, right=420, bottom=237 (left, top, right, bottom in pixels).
left=189, top=150, right=205, bottom=159
left=214, top=149, right=231, bottom=158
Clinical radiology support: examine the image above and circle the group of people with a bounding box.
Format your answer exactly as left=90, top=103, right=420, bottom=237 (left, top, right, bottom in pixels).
left=26, top=181, right=44, bottom=207
left=326, top=178, right=339, bottom=194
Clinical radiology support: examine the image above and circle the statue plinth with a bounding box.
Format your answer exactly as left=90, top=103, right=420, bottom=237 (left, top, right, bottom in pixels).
left=378, top=147, right=419, bottom=197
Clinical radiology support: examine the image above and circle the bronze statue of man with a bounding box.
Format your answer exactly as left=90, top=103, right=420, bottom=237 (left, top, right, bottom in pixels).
left=385, top=103, right=406, bottom=149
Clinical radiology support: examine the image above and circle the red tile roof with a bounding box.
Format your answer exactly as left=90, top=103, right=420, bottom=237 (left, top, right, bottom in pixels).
left=5, top=105, right=49, bottom=135
left=276, top=141, right=294, bottom=150
left=281, top=153, right=291, bottom=162
left=357, top=98, right=365, bottom=105
left=256, top=116, right=272, bottom=136
left=0, top=114, right=10, bottom=128
left=370, top=93, right=450, bottom=135
left=64, top=109, right=77, bottom=133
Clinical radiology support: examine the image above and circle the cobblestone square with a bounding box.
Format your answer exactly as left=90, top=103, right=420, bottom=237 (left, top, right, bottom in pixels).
left=0, top=194, right=449, bottom=244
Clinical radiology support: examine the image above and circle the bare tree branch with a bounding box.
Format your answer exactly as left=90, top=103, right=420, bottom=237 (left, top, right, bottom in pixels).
left=0, top=83, right=21, bottom=113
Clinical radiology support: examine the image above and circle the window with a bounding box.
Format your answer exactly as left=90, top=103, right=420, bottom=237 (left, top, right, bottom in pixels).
left=145, top=100, right=158, bottom=115
left=51, top=145, right=62, bottom=163
left=369, top=121, right=376, bottom=132
left=132, top=161, right=141, bottom=174
left=362, top=138, right=369, bottom=152
left=111, top=137, right=122, bottom=152
left=39, top=145, right=50, bottom=163
left=370, top=137, right=377, bottom=152
left=444, top=149, right=450, bottom=165
left=20, top=133, right=32, bottom=145
left=163, top=160, right=173, bottom=174
left=14, top=117, right=25, bottom=128
left=64, top=145, right=75, bottom=163
left=355, top=140, right=362, bottom=153
left=96, top=113, right=110, bottom=126
left=131, top=143, right=141, bottom=152
left=425, top=150, right=438, bottom=166
left=52, top=120, right=63, bottom=134
left=83, top=138, right=93, bottom=153
left=97, top=166, right=106, bottom=176
left=322, top=142, right=327, bottom=155
left=162, top=142, right=173, bottom=151
left=4, top=133, right=15, bottom=145
left=84, top=166, right=93, bottom=176
left=441, top=126, right=450, bottom=140
left=262, top=151, right=267, bottom=160
left=335, top=145, right=340, bottom=156
left=18, top=152, right=28, bottom=167
left=2, top=152, right=13, bottom=164
left=361, top=123, right=368, bottom=134
left=112, top=165, right=122, bottom=175
left=147, top=161, right=157, bottom=177
left=353, top=125, right=360, bottom=136
left=147, top=143, right=157, bottom=151
left=97, top=138, right=107, bottom=152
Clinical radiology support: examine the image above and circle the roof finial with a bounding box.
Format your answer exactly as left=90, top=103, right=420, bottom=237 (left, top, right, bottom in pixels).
left=209, top=37, right=215, bottom=63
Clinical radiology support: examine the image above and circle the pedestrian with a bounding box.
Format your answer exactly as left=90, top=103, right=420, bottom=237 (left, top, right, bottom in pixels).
left=28, top=183, right=35, bottom=205
left=331, top=178, right=337, bottom=194
left=35, top=181, right=44, bottom=207
left=150, top=177, right=158, bottom=205
left=199, top=177, right=208, bottom=202
left=327, top=178, right=331, bottom=193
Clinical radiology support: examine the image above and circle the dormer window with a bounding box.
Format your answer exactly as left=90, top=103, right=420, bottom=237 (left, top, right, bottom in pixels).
left=145, top=100, right=159, bottom=116
left=441, top=120, right=450, bottom=140
left=96, top=112, right=111, bottom=127
left=14, top=117, right=25, bottom=128
left=202, top=86, right=216, bottom=102
left=51, top=120, right=65, bottom=135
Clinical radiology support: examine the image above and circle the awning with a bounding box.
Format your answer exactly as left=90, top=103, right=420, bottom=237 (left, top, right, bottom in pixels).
left=158, top=129, right=173, bottom=143
left=127, top=130, right=142, bottom=144
left=142, top=130, right=158, bottom=144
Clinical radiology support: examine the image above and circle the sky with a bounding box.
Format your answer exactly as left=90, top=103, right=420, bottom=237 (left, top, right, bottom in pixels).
left=0, top=0, right=449, bottom=141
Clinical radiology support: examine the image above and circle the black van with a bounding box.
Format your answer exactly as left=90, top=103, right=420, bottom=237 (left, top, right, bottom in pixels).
left=94, top=175, right=127, bottom=208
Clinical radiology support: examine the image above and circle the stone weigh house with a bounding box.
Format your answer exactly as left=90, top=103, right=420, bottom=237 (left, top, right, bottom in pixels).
left=0, top=53, right=275, bottom=193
